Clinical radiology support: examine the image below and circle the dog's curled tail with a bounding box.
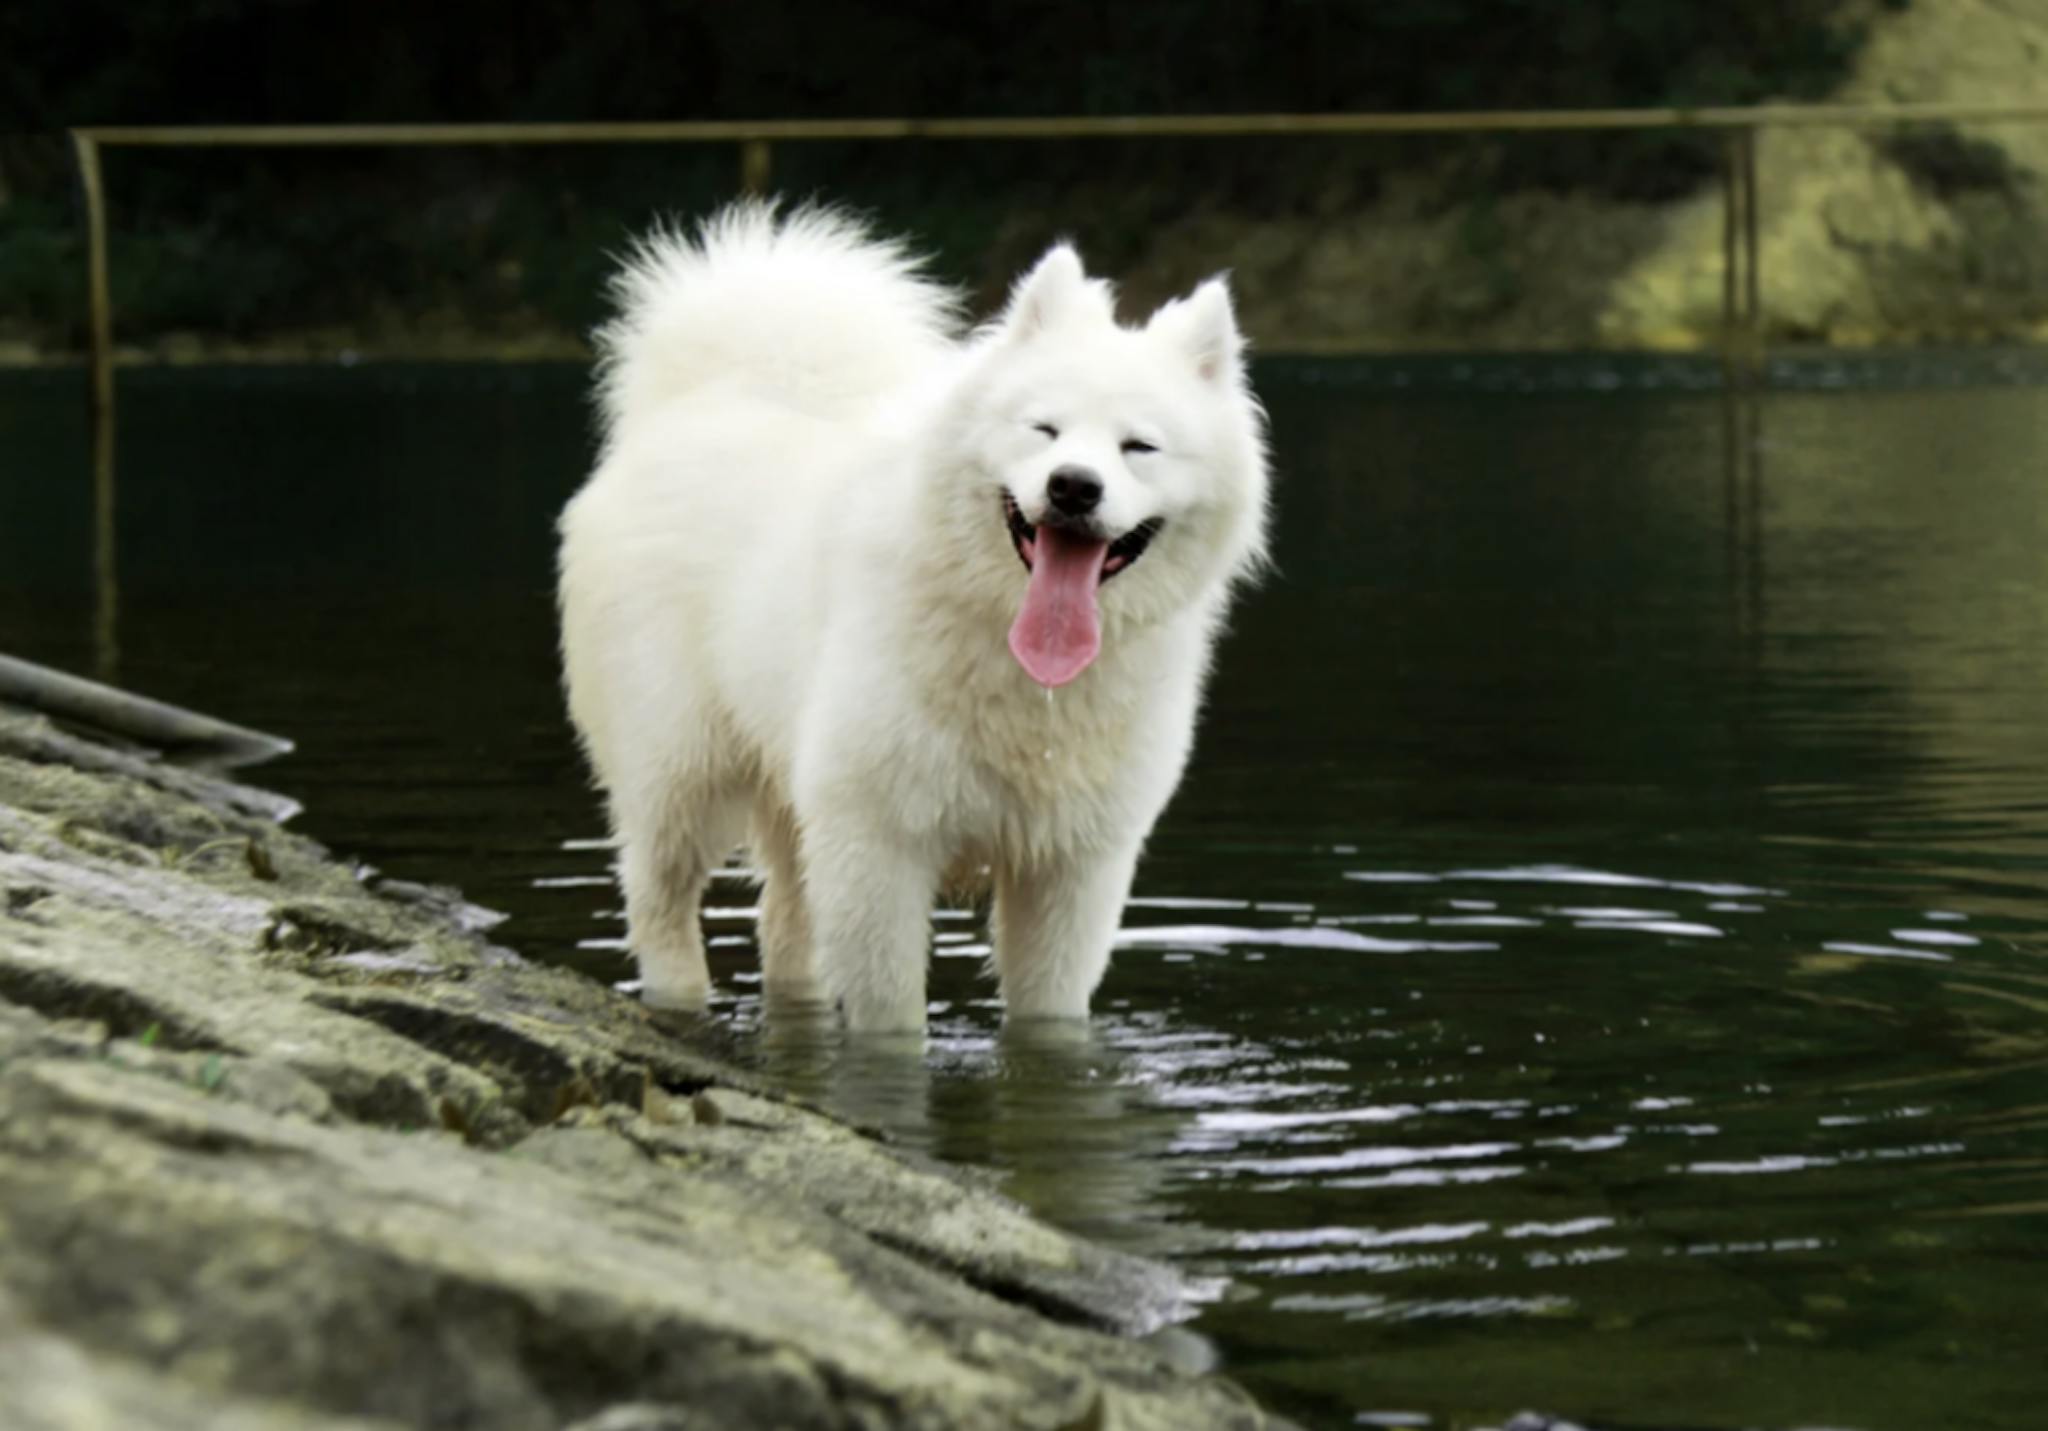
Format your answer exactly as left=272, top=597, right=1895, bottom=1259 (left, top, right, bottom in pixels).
left=595, top=202, right=960, bottom=438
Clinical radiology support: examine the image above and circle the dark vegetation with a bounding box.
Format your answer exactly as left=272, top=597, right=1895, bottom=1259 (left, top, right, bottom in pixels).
left=2, top=0, right=1878, bottom=349
left=1879, top=122, right=2022, bottom=198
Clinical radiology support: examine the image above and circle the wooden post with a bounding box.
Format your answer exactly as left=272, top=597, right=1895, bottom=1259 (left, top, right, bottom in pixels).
left=739, top=138, right=773, bottom=195
left=89, top=391, right=117, bottom=679
left=1719, top=126, right=1764, bottom=389
left=70, top=131, right=119, bottom=678
left=71, top=132, right=115, bottom=422
left=1721, top=132, right=1741, bottom=386
left=1740, top=125, right=1762, bottom=381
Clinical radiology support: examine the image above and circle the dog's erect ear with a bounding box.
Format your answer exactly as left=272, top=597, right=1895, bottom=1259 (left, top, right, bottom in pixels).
left=999, top=244, right=1090, bottom=338
left=1150, top=277, right=1244, bottom=387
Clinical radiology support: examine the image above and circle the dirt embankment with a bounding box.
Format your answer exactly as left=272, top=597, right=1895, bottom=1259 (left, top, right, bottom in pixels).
left=1114, top=0, right=2048, bottom=352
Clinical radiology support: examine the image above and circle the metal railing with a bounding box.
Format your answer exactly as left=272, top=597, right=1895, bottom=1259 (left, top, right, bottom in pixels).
left=57, top=102, right=2048, bottom=682
left=67, top=100, right=2048, bottom=402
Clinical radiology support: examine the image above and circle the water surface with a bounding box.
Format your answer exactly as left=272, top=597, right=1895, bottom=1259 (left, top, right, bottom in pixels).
left=4, top=357, right=2046, bottom=1430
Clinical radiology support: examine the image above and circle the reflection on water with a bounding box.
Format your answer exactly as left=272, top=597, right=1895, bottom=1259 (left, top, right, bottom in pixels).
left=4, top=357, right=2047, bottom=1431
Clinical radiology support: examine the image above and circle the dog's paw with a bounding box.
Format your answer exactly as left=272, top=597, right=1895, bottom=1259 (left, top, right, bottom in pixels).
left=639, top=976, right=711, bottom=1012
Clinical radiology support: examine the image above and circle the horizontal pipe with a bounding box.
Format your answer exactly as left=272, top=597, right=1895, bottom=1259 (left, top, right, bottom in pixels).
left=0, top=653, right=294, bottom=768
left=73, top=100, right=2048, bottom=149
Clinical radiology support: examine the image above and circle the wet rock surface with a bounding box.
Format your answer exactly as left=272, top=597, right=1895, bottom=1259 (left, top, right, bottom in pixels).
left=0, top=704, right=1280, bottom=1430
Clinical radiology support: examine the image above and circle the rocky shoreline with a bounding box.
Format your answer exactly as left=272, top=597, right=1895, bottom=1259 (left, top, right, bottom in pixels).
left=0, top=699, right=1285, bottom=1430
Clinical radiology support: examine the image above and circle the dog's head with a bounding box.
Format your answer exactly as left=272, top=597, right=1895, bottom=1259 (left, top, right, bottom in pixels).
left=935, top=246, right=1270, bottom=687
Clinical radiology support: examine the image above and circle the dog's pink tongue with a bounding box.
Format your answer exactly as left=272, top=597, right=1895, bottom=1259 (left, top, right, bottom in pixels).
left=1009, top=525, right=1109, bottom=687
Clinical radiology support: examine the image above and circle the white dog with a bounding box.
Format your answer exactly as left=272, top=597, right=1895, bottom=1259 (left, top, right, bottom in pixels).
left=558, top=204, right=1269, bottom=1031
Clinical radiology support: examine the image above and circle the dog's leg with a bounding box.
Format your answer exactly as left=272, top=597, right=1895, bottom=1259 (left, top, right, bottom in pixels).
left=803, top=818, right=938, bottom=1032
left=614, top=788, right=739, bottom=1010
left=992, top=839, right=1142, bottom=1020
left=751, top=798, right=822, bottom=1006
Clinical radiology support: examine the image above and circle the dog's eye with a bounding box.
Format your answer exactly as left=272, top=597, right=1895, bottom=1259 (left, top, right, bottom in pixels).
left=1121, top=437, right=1158, bottom=455
left=1032, top=422, right=1060, bottom=440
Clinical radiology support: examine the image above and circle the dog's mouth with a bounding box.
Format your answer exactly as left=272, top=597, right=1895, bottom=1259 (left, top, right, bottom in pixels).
left=1001, top=492, right=1162, bottom=582
left=1001, top=491, right=1166, bottom=688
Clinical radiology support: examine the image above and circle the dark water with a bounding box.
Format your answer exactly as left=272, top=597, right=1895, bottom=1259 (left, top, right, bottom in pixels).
left=5, top=358, right=2047, bottom=1431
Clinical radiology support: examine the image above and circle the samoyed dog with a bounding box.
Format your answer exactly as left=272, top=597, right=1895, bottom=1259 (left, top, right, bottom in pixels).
left=558, top=204, right=1269, bottom=1032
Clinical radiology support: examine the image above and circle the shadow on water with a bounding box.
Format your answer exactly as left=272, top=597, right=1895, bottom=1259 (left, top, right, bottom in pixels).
left=5, top=354, right=2048, bottom=1430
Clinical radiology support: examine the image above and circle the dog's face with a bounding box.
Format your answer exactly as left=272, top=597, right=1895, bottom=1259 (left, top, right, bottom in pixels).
left=940, top=247, right=1270, bottom=687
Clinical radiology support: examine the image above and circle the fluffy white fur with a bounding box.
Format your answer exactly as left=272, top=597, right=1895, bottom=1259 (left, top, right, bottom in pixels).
left=559, top=203, right=1269, bottom=1032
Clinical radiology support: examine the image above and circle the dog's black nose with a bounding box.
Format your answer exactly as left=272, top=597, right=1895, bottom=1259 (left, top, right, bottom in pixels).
left=1046, top=465, right=1103, bottom=517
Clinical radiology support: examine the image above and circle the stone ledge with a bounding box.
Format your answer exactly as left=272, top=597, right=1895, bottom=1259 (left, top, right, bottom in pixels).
left=0, top=702, right=1285, bottom=1430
